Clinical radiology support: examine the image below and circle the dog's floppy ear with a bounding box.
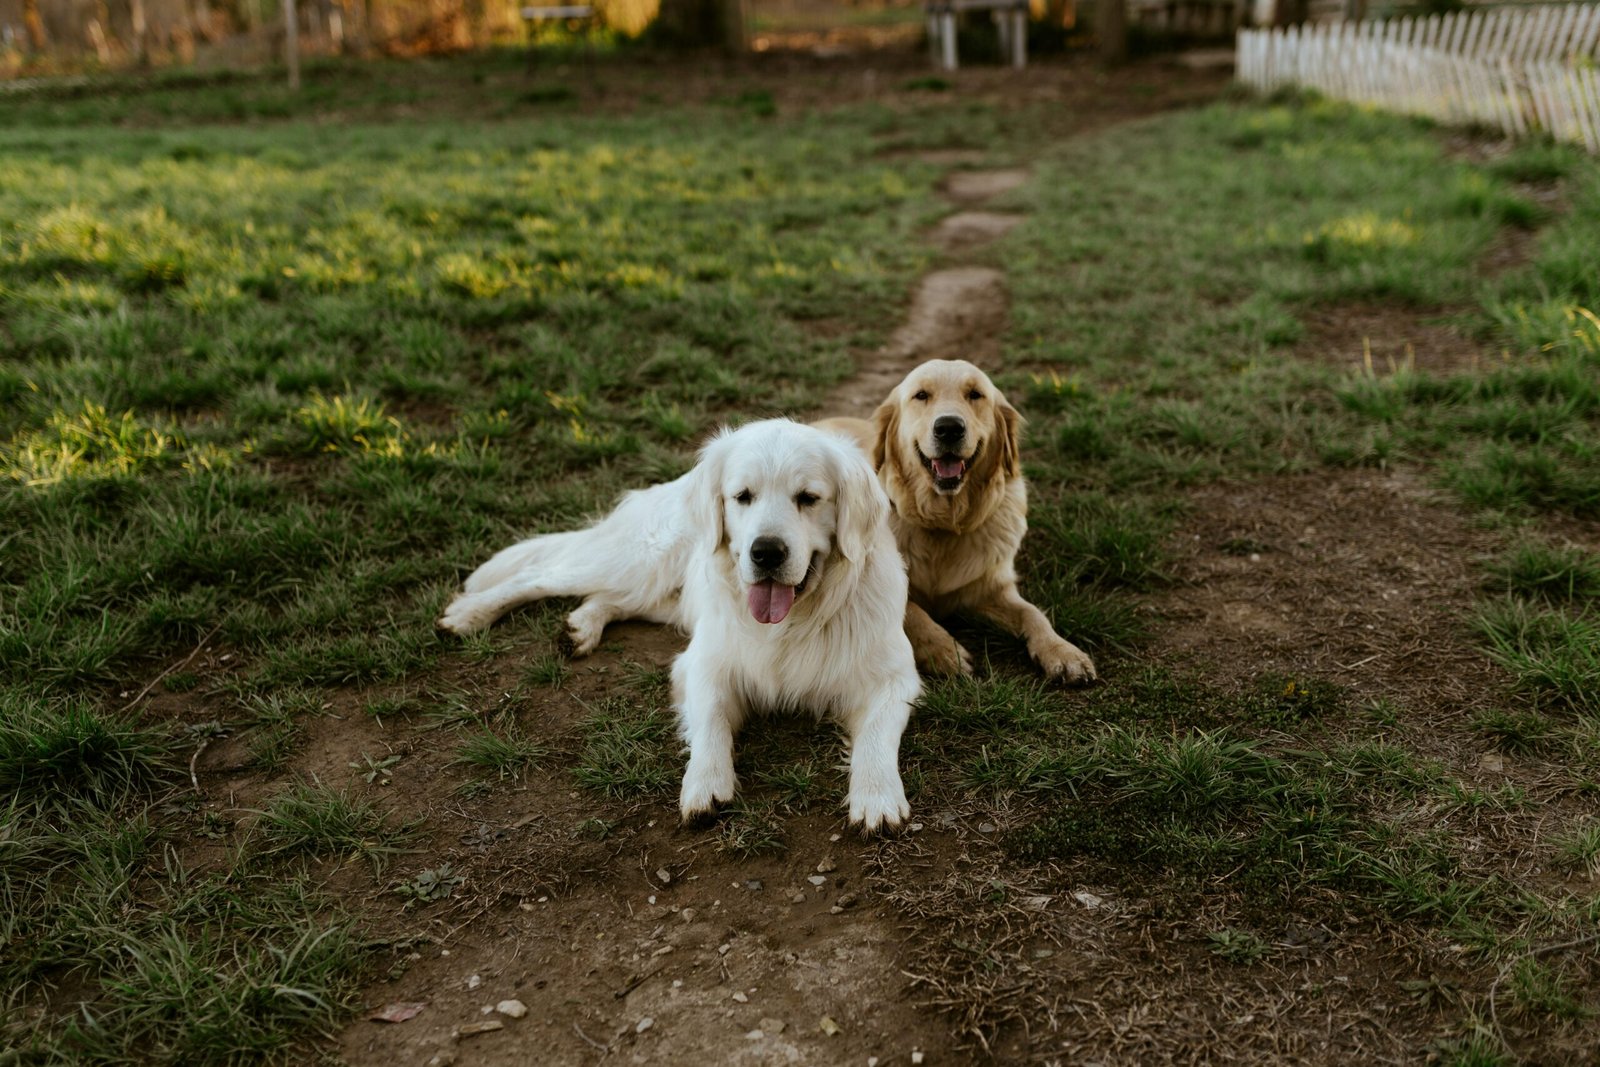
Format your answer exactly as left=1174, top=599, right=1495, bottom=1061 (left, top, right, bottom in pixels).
left=870, top=396, right=901, bottom=474
left=687, top=430, right=729, bottom=556
left=832, top=440, right=888, bottom=565
left=996, top=395, right=1024, bottom=481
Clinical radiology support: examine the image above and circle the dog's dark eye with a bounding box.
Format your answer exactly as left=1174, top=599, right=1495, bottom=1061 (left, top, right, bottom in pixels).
left=912, top=390, right=929, bottom=401
left=967, top=389, right=984, bottom=401
left=734, top=489, right=753, bottom=505
left=795, top=491, right=818, bottom=509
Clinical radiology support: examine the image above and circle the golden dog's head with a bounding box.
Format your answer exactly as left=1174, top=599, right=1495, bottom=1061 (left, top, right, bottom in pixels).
left=872, top=360, right=1021, bottom=515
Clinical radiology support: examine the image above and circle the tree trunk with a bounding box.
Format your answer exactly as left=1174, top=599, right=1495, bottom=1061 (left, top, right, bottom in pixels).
left=654, top=0, right=744, bottom=49
left=22, top=0, right=48, bottom=51
left=130, top=0, right=150, bottom=64
left=1096, top=0, right=1125, bottom=63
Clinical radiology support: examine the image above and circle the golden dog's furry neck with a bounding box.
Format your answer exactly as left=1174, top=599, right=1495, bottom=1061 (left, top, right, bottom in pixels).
left=883, top=457, right=1010, bottom=535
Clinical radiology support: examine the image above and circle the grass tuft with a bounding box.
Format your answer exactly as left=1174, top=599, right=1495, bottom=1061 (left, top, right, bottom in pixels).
left=252, top=782, right=414, bottom=871
left=451, top=726, right=548, bottom=780
left=573, top=700, right=676, bottom=799
left=0, top=697, right=172, bottom=810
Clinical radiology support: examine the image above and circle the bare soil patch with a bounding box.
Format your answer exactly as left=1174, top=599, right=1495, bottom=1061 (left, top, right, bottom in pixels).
left=322, top=624, right=964, bottom=1067
left=825, top=266, right=1008, bottom=417
left=1150, top=467, right=1503, bottom=715
left=930, top=210, right=1024, bottom=251
left=942, top=169, right=1028, bottom=202
left=1293, top=301, right=1500, bottom=376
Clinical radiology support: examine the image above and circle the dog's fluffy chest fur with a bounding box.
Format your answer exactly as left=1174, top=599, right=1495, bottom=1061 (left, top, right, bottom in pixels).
left=891, top=478, right=1027, bottom=607
left=680, top=540, right=912, bottom=716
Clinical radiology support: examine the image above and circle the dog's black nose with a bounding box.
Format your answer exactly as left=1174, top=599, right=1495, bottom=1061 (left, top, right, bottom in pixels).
left=933, top=415, right=966, bottom=444
left=750, top=537, right=788, bottom=572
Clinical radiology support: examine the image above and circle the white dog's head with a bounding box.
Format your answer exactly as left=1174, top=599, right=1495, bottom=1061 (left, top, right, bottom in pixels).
left=691, top=419, right=887, bottom=626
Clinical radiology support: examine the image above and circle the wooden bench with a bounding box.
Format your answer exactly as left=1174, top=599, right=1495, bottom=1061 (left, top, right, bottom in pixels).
left=925, top=0, right=1030, bottom=70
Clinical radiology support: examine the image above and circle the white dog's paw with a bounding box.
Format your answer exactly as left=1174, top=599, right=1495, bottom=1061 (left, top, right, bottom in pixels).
left=436, top=595, right=490, bottom=636
left=562, top=606, right=607, bottom=657
left=678, top=762, right=737, bottom=824
left=1035, top=638, right=1097, bottom=685
left=848, top=781, right=910, bottom=835
left=917, top=635, right=974, bottom=677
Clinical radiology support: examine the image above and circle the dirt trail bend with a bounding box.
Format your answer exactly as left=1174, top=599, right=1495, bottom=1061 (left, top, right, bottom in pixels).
left=825, top=164, right=1028, bottom=418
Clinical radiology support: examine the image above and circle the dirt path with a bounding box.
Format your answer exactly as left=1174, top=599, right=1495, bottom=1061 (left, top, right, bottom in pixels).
left=337, top=152, right=1042, bottom=1067
left=824, top=161, right=1026, bottom=418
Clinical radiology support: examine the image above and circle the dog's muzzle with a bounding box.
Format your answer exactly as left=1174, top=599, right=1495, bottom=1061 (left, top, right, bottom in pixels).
left=918, top=440, right=979, bottom=495
left=746, top=537, right=810, bottom=624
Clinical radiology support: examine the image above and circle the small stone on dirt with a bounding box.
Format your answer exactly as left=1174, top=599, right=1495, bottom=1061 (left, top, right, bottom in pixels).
left=655, top=868, right=671, bottom=885
left=369, top=1001, right=427, bottom=1023
left=636, top=1017, right=654, bottom=1033
left=978, top=822, right=997, bottom=833
left=496, top=999, right=527, bottom=1018
left=456, top=1020, right=503, bottom=1037
left=745, top=1029, right=765, bottom=1040
left=807, top=875, right=827, bottom=886
left=819, top=1015, right=841, bottom=1036
left=746, top=880, right=763, bottom=891
left=829, top=833, right=842, bottom=842
left=912, top=1051, right=926, bottom=1065
left=718, top=943, right=732, bottom=955
left=760, top=1018, right=786, bottom=1034
left=425, top=1054, right=455, bottom=1067
left=680, top=908, right=697, bottom=923
left=732, top=991, right=748, bottom=1002
left=465, top=974, right=482, bottom=990
left=835, top=893, right=858, bottom=909
left=790, top=892, right=806, bottom=903
left=816, top=857, right=837, bottom=873
left=829, top=906, right=843, bottom=915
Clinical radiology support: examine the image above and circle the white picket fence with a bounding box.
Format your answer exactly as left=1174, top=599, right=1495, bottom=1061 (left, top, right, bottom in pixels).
left=1237, top=6, right=1600, bottom=151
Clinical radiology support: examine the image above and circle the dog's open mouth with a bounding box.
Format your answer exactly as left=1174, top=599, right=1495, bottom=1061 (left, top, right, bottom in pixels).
left=919, top=443, right=979, bottom=494
left=746, top=560, right=814, bottom=625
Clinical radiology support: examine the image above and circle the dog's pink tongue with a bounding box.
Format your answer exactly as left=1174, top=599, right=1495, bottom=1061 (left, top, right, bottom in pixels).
left=747, top=579, right=796, bottom=624
left=933, top=456, right=966, bottom=479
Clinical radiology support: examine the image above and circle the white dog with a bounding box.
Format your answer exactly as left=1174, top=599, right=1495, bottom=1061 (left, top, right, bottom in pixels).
left=437, top=420, right=920, bottom=832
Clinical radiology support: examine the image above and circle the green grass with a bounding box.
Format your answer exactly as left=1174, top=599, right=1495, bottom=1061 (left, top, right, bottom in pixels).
left=6, top=51, right=1600, bottom=1063
left=0, top=695, right=173, bottom=809
left=573, top=699, right=677, bottom=799
left=1477, top=599, right=1600, bottom=712
left=451, top=725, right=548, bottom=780
left=251, top=782, right=415, bottom=871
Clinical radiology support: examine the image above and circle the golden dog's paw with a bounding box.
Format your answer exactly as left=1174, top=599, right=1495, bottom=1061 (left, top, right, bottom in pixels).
left=916, top=638, right=974, bottom=677
left=1036, top=640, right=1098, bottom=685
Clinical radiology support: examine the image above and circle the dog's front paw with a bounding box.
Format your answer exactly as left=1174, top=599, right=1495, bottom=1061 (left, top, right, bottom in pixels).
left=848, top=781, right=910, bottom=835
left=678, top=763, right=737, bottom=825
left=916, top=636, right=974, bottom=677
left=436, top=595, right=489, bottom=637
left=1034, top=639, right=1097, bottom=685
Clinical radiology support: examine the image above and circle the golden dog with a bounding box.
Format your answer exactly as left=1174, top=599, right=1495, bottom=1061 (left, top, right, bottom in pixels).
left=816, top=359, right=1097, bottom=684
